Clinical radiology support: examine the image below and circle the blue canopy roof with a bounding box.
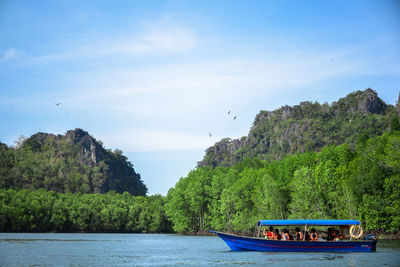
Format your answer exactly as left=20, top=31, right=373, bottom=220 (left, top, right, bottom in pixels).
left=257, top=219, right=361, bottom=226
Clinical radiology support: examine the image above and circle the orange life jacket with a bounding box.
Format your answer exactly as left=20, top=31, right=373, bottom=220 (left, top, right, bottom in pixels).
left=296, top=232, right=303, bottom=241
left=311, top=232, right=318, bottom=241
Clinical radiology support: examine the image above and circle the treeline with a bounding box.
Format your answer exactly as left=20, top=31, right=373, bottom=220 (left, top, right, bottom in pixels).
left=1, top=129, right=399, bottom=234
left=0, top=189, right=172, bottom=233
left=165, top=130, right=400, bottom=234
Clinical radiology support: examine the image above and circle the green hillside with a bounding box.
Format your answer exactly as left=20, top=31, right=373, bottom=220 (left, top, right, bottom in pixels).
left=0, top=129, right=147, bottom=196
left=199, top=89, right=398, bottom=167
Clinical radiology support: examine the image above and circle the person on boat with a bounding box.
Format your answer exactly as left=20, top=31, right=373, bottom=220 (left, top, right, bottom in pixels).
left=282, top=229, right=289, bottom=240
left=327, top=228, right=334, bottom=241
left=274, top=229, right=282, bottom=240
left=265, top=226, right=274, bottom=239
left=304, top=231, right=311, bottom=241
left=282, top=229, right=293, bottom=240
left=263, top=226, right=274, bottom=239
left=310, top=228, right=318, bottom=241
left=295, top=227, right=303, bottom=241
left=263, top=228, right=268, bottom=238
left=333, top=229, right=343, bottom=241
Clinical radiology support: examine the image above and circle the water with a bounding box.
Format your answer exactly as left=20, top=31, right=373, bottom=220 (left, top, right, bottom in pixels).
left=0, top=233, right=399, bottom=266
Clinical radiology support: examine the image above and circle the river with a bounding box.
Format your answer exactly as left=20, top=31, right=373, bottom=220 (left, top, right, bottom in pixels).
left=0, top=233, right=399, bottom=266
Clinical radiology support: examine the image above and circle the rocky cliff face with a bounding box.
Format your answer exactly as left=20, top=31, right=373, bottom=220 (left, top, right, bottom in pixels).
left=198, top=89, right=398, bottom=168
left=4, top=129, right=148, bottom=195
left=65, top=129, right=103, bottom=166
left=397, top=92, right=400, bottom=114
left=29, top=129, right=106, bottom=167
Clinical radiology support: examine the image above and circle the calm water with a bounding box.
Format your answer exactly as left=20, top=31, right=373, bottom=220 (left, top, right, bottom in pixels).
left=1, top=233, right=400, bottom=266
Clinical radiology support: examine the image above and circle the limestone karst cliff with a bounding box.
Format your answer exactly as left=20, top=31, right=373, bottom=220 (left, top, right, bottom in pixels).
left=198, top=89, right=398, bottom=168
left=0, top=129, right=147, bottom=195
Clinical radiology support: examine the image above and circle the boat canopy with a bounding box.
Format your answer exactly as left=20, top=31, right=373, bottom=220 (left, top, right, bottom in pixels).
left=257, top=219, right=361, bottom=226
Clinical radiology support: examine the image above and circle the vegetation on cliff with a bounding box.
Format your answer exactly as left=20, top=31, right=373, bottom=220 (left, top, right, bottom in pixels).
left=198, top=89, right=398, bottom=168
left=0, top=129, right=147, bottom=196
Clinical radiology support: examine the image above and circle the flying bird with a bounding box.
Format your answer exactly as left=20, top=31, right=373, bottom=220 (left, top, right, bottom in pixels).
left=55, top=103, right=61, bottom=106
left=228, top=110, right=231, bottom=115
left=209, top=133, right=212, bottom=137
left=233, top=116, right=237, bottom=120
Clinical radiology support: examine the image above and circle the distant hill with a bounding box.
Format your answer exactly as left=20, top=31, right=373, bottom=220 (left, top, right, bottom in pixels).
left=198, top=89, right=399, bottom=168
left=0, top=129, right=147, bottom=195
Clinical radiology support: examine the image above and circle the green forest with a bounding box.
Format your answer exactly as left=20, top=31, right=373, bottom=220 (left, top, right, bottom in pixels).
left=165, top=130, right=400, bottom=234
left=1, top=90, right=399, bottom=234
left=0, top=189, right=171, bottom=233
left=1, top=129, right=399, bottom=233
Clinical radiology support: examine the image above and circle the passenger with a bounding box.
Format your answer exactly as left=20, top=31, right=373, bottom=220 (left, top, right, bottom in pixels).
left=274, top=229, right=282, bottom=240
left=267, top=226, right=274, bottom=239
left=282, top=229, right=289, bottom=240
left=310, top=228, right=318, bottom=241
left=284, top=229, right=293, bottom=240
left=263, top=226, right=274, bottom=239
left=333, top=229, right=343, bottom=241
left=263, top=228, right=268, bottom=238
left=295, top=227, right=303, bottom=241
left=327, top=228, right=334, bottom=241
left=304, top=231, right=311, bottom=241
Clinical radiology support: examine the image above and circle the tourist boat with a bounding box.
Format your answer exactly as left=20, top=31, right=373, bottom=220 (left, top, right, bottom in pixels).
left=211, top=219, right=377, bottom=252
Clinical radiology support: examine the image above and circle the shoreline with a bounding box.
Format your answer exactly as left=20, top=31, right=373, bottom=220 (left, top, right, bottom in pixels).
left=1, top=231, right=399, bottom=240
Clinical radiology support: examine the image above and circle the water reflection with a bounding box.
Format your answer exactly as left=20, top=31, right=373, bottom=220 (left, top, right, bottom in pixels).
left=377, top=239, right=400, bottom=249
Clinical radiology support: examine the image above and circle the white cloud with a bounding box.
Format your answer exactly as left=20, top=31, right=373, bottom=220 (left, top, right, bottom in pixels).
left=27, top=20, right=197, bottom=64
left=61, top=48, right=368, bottom=115
left=110, top=26, right=197, bottom=54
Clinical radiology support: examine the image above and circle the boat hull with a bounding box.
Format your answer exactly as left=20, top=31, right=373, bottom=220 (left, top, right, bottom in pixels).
left=211, top=231, right=377, bottom=252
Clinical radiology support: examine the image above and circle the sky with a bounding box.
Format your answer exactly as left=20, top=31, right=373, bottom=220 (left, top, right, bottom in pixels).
left=1, top=0, right=399, bottom=195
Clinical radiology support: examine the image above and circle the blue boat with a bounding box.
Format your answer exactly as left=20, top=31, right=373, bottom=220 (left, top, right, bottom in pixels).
left=211, top=219, right=377, bottom=252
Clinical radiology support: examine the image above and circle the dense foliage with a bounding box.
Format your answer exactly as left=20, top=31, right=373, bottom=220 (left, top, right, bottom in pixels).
left=199, top=89, right=398, bottom=167
left=1, top=91, right=398, bottom=234
left=166, top=130, right=400, bottom=234
left=0, top=129, right=147, bottom=196
left=0, top=189, right=172, bottom=233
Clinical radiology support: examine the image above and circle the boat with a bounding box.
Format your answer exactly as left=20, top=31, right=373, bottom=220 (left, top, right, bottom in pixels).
left=211, top=219, right=377, bottom=252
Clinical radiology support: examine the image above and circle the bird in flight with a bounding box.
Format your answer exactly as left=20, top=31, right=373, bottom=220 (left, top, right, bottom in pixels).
left=233, top=116, right=237, bottom=120
left=228, top=110, right=230, bottom=115
left=55, top=103, right=61, bottom=106
left=209, top=133, right=212, bottom=137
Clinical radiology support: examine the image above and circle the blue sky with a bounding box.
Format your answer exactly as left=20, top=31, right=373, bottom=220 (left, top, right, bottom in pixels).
left=1, top=0, right=399, bottom=195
